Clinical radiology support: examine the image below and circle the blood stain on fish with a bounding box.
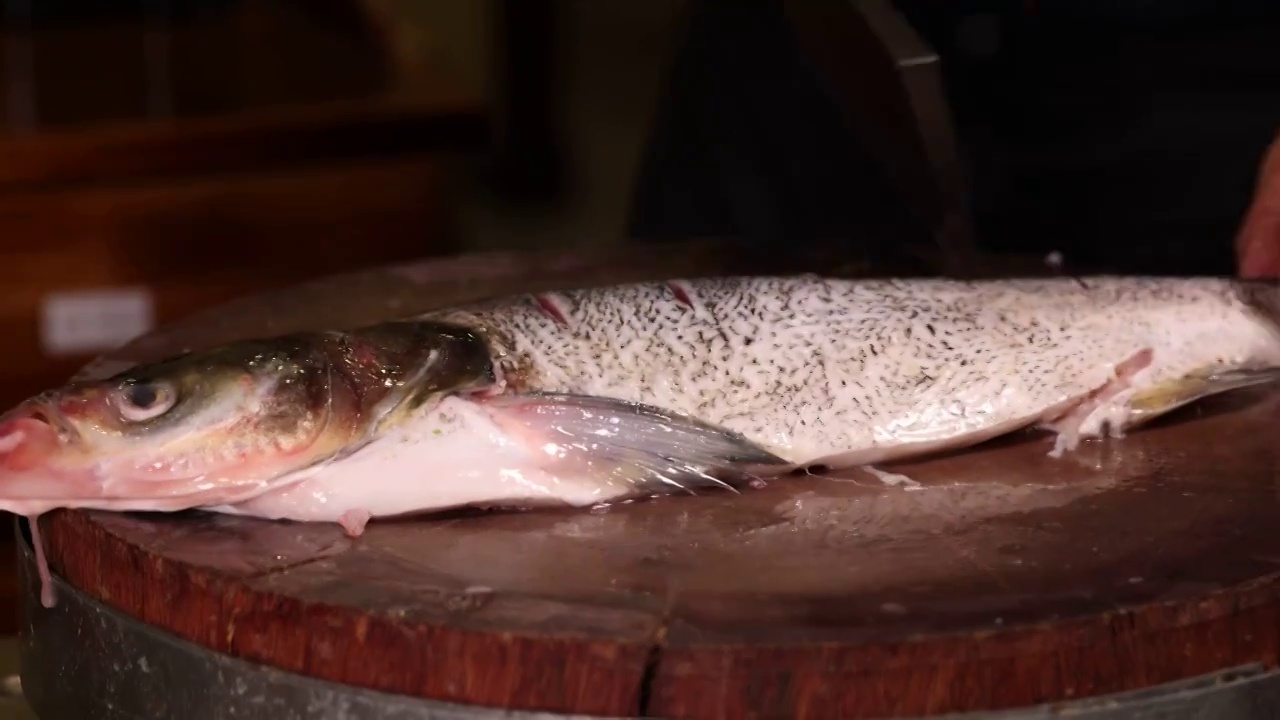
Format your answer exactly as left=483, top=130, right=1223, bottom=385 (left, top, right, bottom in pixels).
left=668, top=280, right=697, bottom=308
left=533, top=293, right=571, bottom=326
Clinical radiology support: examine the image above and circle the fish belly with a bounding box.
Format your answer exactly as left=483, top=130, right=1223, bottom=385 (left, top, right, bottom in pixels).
left=209, top=396, right=640, bottom=523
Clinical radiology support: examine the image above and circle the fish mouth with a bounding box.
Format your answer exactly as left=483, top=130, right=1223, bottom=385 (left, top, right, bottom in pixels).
left=0, top=396, right=84, bottom=480
left=0, top=395, right=139, bottom=514
left=0, top=396, right=79, bottom=446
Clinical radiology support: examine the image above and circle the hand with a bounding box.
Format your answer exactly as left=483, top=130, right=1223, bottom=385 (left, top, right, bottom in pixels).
left=1237, top=132, right=1280, bottom=278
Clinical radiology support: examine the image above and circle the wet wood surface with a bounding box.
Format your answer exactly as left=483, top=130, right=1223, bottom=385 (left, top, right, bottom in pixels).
left=33, top=246, right=1280, bottom=718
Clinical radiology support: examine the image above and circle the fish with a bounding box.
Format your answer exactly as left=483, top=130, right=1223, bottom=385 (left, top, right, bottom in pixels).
left=6, top=274, right=1280, bottom=607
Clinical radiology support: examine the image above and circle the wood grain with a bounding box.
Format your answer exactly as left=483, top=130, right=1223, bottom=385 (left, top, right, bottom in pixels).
left=28, top=248, right=1280, bottom=718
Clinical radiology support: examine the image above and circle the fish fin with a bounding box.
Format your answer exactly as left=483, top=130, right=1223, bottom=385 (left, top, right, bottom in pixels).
left=480, top=393, right=791, bottom=495
left=1042, top=348, right=1154, bottom=457
left=339, top=509, right=371, bottom=537
left=1048, top=366, right=1280, bottom=457
left=1126, top=367, right=1280, bottom=423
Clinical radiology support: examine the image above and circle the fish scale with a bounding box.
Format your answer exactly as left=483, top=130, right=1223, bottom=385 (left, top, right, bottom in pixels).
left=424, top=275, right=1280, bottom=464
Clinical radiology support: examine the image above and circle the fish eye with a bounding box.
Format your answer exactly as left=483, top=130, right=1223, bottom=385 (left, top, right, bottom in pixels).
left=113, top=381, right=178, bottom=422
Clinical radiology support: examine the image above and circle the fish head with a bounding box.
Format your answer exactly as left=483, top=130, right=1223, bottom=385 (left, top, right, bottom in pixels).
left=0, top=336, right=352, bottom=513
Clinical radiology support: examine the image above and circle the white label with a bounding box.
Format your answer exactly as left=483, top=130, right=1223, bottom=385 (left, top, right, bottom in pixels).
left=39, top=288, right=156, bottom=357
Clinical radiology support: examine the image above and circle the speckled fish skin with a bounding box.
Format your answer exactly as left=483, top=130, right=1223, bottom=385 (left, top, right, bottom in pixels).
left=423, top=274, right=1280, bottom=466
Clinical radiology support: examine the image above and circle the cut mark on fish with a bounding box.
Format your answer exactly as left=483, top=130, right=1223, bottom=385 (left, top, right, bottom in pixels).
left=339, top=509, right=371, bottom=537
left=1042, top=347, right=1153, bottom=458
left=533, top=293, right=571, bottom=326
left=667, top=280, right=697, bottom=309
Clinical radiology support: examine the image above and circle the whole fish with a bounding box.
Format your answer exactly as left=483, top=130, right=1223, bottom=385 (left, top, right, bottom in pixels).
left=6, top=275, right=1280, bottom=605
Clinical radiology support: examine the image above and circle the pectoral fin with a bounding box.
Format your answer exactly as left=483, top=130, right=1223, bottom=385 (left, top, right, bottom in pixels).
left=480, top=392, right=791, bottom=495
left=1126, top=367, right=1280, bottom=424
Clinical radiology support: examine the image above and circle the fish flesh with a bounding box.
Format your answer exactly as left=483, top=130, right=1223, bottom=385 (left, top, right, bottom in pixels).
left=6, top=274, right=1280, bottom=606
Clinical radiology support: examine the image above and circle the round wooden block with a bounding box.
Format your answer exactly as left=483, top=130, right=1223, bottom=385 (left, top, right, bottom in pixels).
left=30, top=247, right=1280, bottom=719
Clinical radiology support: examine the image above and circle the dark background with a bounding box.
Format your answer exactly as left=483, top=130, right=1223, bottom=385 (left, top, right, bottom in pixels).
left=629, top=0, right=1280, bottom=274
